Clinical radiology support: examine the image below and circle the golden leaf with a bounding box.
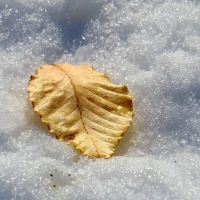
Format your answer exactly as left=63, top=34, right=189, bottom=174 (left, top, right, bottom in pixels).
left=27, top=63, right=134, bottom=158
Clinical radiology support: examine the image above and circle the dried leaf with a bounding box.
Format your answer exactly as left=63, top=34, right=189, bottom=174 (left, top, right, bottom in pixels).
left=27, top=63, right=134, bottom=158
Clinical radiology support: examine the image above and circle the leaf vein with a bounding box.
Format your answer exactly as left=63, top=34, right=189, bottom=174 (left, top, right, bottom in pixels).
left=81, top=103, right=125, bottom=127
left=43, top=94, right=75, bottom=120
left=82, top=114, right=120, bottom=132
left=78, top=91, right=130, bottom=120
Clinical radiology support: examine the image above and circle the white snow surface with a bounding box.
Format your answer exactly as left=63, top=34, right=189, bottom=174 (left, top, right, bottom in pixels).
left=0, top=0, right=200, bottom=199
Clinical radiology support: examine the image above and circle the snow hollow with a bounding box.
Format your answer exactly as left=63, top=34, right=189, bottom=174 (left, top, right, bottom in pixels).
left=0, top=0, right=200, bottom=199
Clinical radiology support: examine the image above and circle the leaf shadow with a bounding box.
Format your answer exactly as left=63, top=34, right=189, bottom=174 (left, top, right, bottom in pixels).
left=113, top=122, right=137, bottom=157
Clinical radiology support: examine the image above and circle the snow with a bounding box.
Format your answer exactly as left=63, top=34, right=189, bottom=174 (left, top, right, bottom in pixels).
left=1, top=0, right=200, bottom=199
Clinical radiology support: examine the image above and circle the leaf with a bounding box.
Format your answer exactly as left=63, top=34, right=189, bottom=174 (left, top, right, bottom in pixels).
left=27, top=63, right=134, bottom=158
